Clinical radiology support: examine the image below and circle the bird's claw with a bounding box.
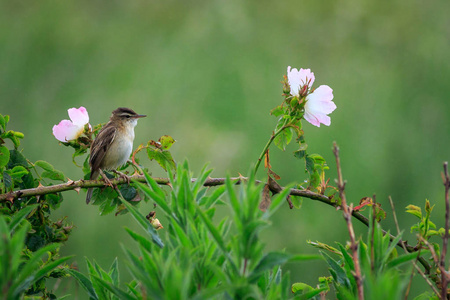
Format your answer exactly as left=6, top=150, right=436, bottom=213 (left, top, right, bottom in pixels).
left=99, top=169, right=114, bottom=188
left=114, top=170, right=131, bottom=185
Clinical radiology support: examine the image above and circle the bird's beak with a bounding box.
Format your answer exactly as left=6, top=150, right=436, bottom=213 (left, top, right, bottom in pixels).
left=134, top=114, right=147, bottom=118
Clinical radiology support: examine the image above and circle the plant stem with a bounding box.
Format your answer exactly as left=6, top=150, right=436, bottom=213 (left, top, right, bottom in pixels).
left=333, top=142, right=364, bottom=300
left=254, top=125, right=287, bottom=174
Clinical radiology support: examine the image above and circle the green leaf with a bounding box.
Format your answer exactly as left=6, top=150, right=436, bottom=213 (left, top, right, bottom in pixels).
left=309, top=154, right=326, bottom=163
left=3, top=171, right=12, bottom=188
left=94, top=277, right=137, bottom=300
left=196, top=204, right=239, bottom=276
left=134, top=174, right=171, bottom=216
left=8, top=205, right=37, bottom=232
left=293, top=149, right=306, bottom=160
left=170, top=220, right=193, bottom=248
left=387, top=250, right=430, bottom=269
left=290, top=195, right=303, bottom=209
left=118, top=197, right=164, bottom=248
left=297, top=287, right=329, bottom=299
left=201, top=185, right=226, bottom=209
left=320, top=251, right=351, bottom=290
left=274, top=126, right=293, bottom=151
left=41, top=169, right=65, bottom=181
left=0, top=145, right=10, bottom=168
left=292, top=282, right=314, bottom=294
left=159, top=135, right=176, bottom=150
left=9, top=166, right=28, bottom=179
left=67, top=269, right=99, bottom=300
left=0, top=113, right=6, bottom=131
left=4, top=131, right=21, bottom=149
left=147, top=148, right=176, bottom=171
left=7, top=150, right=28, bottom=169
left=270, top=105, right=284, bottom=117
left=35, top=160, right=55, bottom=172
left=124, top=227, right=153, bottom=252
left=405, top=205, right=422, bottom=219
left=119, top=185, right=137, bottom=201
left=86, top=260, right=108, bottom=300
left=91, top=187, right=117, bottom=206
left=336, top=243, right=354, bottom=271
left=100, top=197, right=117, bottom=216
left=305, top=155, right=315, bottom=175
left=249, top=252, right=291, bottom=282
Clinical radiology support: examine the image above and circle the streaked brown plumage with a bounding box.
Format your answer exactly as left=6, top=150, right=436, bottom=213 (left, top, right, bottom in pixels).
left=86, top=107, right=146, bottom=204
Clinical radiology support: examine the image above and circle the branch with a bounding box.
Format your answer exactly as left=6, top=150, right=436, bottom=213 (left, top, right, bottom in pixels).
left=333, top=143, right=364, bottom=300
left=0, top=171, right=432, bottom=273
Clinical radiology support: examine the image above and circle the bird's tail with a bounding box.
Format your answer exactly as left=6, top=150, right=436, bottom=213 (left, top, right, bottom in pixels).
left=86, top=188, right=94, bottom=204
left=86, top=170, right=99, bottom=204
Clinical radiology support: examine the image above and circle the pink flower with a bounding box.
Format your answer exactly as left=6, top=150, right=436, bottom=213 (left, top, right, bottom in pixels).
left=287, top=66, right=336, bottom=127
left=52, top=107, right=90, bottom=142
left=287, top=66, right=315, bottom=96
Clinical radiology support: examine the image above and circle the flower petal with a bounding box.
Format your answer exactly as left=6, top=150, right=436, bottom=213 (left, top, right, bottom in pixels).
left=287, top=66, right=301, bottom=96
left=68, top=106, right=89, bottom=126
left=304, top=85, right=336, bottom=127
left=303, top=111, right=321, bottom=127
left=306, top=85, right=336, bottom=114
left=298, top=68, right=315, bottom=88
left=287, top=66, right=315, bottom=96
left=52, top=120, right=83, bottom=142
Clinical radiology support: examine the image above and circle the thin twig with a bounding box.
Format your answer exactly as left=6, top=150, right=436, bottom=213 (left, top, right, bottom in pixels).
left=419, top=234, right=450, bottom=295
left=441, top=162, right=450, bottom=299
left=370, top=194, right=377, bottom=272
left=333, top=142, right=364, bottom=300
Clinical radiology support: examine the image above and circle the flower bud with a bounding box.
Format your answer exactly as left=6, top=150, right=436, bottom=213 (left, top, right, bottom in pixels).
left=151, top=218, right=163, bottom=230
left=299, top=84, right=309, bottom=98
left=282, top=75, right=290, bottom=95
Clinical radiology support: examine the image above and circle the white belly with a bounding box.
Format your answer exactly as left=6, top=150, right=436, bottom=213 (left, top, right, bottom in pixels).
left=103, top=130, right=134, bottom=170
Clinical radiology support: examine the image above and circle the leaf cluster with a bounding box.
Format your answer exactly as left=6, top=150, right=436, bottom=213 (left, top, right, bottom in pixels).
left=303, top=212, right=428, bottom=299
left=72, top=162, right=320, bottom=299
left=0, top=207, right=72, bottom=300
left=0, top=114, right=73, bottom=297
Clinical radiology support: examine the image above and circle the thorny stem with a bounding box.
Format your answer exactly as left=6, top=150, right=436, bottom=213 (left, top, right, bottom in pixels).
left=441, top=162, right=450, bottom=299
left=0, top=171, right=433, bottom=273
left=333, top=142, right=364, bottom=300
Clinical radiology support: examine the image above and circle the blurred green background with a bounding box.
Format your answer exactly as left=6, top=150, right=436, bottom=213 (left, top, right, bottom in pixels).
left=1, top=0, right=449, bottom=297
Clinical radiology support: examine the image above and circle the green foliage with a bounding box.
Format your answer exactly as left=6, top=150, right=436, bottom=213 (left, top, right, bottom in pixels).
left=0, top=113, right=24, bottom=150
left=303, top=213, right=429, bottom=299
left=0, top=114, right=73, bottom=298
left=407, top=200, right=440, bottom=240
left=145, top=135, right=177, bottom=171
left=73, top=163, right=320, bottom=299
left=0, top=213, right=72, bottom=299
left=68, top=258, right=125, bottom=300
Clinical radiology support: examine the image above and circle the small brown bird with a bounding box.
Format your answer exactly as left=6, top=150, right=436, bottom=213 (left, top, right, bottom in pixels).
left=86, top=107, right=146, bottom=204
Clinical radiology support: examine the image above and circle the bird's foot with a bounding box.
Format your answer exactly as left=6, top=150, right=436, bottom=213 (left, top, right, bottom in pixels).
left=113, top=170, right=131, bottom=185
left=99, top=169, right=114, bottom=188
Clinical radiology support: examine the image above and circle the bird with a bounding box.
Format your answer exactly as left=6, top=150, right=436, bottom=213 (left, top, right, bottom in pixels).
left=86, top=107, right=146, bottom=204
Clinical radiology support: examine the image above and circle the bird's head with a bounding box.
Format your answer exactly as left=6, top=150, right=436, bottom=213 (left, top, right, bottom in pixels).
left=110, top=107, right=146, bottom=127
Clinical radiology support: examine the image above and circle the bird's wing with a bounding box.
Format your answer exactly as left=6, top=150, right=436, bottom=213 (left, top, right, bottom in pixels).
left=89, top=124, right=116, bottom=178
